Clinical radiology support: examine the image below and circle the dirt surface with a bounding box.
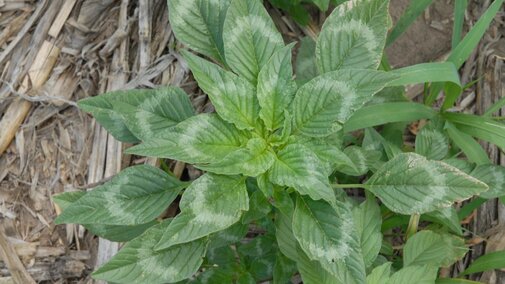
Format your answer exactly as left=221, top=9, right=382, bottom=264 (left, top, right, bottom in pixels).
left=387, top=0, right=454, bottom=67
left=0, top=0, right=504, bottom=283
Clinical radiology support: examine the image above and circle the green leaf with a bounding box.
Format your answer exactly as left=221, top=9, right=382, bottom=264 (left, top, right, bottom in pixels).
left=54, top=191, right=159, bottom=241
left=55, top=165, right=185, bottom=225
left=292, top=196, right=366, bottom=283
left=366, top=262, right=392, bottom=284
left=353, top=198, right=382, bottom=268
left=316, top=0, right=391, bottom=73
left=85, top=221, right=159, bottom=242
left=242, top=189, right=272, bottom=223
left=389, top=62, right=461, bottom=88
left=425, top=206, right=463, bottom=236
left=311, top=0, right=330, bottom=11
left=126, top=113, right=249, bottom=164
left=183, top=51, right=259, bottom=130
left=275, top=212, right=299, bottom=262
left=444, top=112, right=505, bottom=151
left=197, top=137, right=275, bottom=177
left=269, top=144, right=335, bottom=203
left=295, top=133, right=344, bottom=175
left=238, top=234, right=275, bottom=257
left=257, top=44, right=297, bottom=130
left=273, top=252, right=297, bottom=284
left=386, top=0, right=433, bottom=45
left=366, top=153, right=488, bottom=215
left=291, top=69, right=395, bottom=137
left=436, top=279, right=483, bottom=284
left=471, top=164, right=505, bottom=199
left=447, top=0, right=505, bottom=69
left=155, top=174, right=248, bottom=250
left=388, top=265, right=438, bottom=284
left=295, top=37, right=318, bottom=86
left=92, top=220, right=207, bottom=284
left=335, top=146, right=381, bottom=176
left=403, top=230, right=468, bottom=267
left=208, top=221, right=249, bottom=249
left=344, top=102, right=437, bottom=132
left=415, top=122, right=449, bottom=160
left=296, top=246, right=344, bottom=284
left=445, top=122, right=491, bottom=165
left=111, top=87, right=195, bottom=141
left=452, top=0, right=468, bottom=48
left=223, top=0, right=284, bottom=84
left=461, top=250, right=505, bottom=276
left=168, top=0, right=230, bottom=63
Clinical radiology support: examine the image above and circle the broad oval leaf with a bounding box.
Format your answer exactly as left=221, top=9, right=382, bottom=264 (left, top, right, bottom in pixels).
left=55, top=165, right=186, bottom=225
left=155, top=174, right=248, bottom=250
left=366, top=262, right=392, bottom=284
left=269, top=144, right=335, bottom=203
left=316, top=0, right=391, bottom=73
left=353, top=198, right=382, bottom=268
left=93, top=220, right=207, bottom=284
left=223, top=0, right=284, bottom=84
left=470, top=164, right=505, bottom=199
left=183, top=50, right=259, bottom=130
left=292, top=196, right=366, bottom=283
left=403, top=230, right=468, bottom=267
left=415, top=122, right=449, bottom=160
left=197, top=138, right=275, bottom=177
left=168, top=0, right=230, bottom=63
left=126, top=113, right=249, bottom=164
left=366, top=153, right=488, bottom=215
left=425, top=206, right=463, bottom=236
left=54, top=191, right=157, bottom=241
left=257, top=44, right=297, bottom=130
left=291, top=69, right=396, bottom=137
left=78, top=87, right=195, bottom=143
left=388, top=265, right=438, bottom=284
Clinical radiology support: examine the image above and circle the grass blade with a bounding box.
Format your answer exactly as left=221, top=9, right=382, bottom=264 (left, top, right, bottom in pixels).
left=444, top=112, right=505, bottom=150
left=344, top=102, right=436, bottom=132
left=452, top=0, right=468, bottom=48
left=460, top=250, right=505, bottom=276
left=444, top=121, right=491, bottom=165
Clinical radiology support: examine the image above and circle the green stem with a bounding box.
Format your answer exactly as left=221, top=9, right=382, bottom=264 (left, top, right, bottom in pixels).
left=406, top=213, right=420, bottom=239
left=331, top=184, right=367, bottom=189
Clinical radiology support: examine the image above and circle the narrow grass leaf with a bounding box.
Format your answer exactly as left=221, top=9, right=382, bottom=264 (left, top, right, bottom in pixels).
left=461, top=250, right=505, bottom=276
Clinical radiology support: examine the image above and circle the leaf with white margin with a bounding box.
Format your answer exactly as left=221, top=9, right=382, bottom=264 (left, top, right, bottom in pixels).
left=388, top=265, right=437, bottom=284
left=92, top=220, right=207, bottom=284
left=353, top=198, right=382, bottom=268
left=403, top=230, right=468, bottom=267
left=126, top=113, right=249, bottom=164
left=471, top=165, right=505, bottom=199
left=257, top=44, right=297, bottom=130
left=297, top=247, right=344, bottom=284
left=111, top=87, right=195, bottom=141
left=292, top=196, right=366, bottom=284
left=196, top=138, right=275, bottom=177
left=366, top=153, right=488, bottom=215
left=55, top=165, right=186, bottom=226
left=223, top=0, right=284, bottom=84
left=316, top=0, right=391, bottom=73
left=268, top=144, right=335, bottom=203
left=335, top=146, right=381, bottom=176
left=294, top=133, right=344, bottom=175
left=168, top=0, right=230, bottom=63
left=415, top=122, right=449, bottom=160
left=183, top=51, right=259, bottom=130
left=155, top=174, right=248, bottom=250
left=366, top=262, right=391, bottom=284
left=295, top=37, right=318, bottom=86
left=291, top=69, right=396, bottom=137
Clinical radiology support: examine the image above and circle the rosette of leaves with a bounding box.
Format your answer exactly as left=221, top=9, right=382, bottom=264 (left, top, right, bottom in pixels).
left=53, top=0, right=505, bottom=283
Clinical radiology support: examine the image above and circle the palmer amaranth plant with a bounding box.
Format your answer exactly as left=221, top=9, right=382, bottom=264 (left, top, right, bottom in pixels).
left=54, top=0, right=505, bottom=283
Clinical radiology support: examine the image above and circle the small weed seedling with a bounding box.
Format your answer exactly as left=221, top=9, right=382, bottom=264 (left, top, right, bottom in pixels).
left=55, top=0, right=505, bottom=283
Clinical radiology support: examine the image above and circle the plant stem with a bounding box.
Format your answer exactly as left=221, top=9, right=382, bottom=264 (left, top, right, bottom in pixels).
left=331, top=184, right=367, bottom=189
left=406, top=213, right=420, bottom=239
